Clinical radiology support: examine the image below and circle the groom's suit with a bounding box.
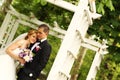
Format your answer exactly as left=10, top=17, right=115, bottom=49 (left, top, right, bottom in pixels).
left=17, top=40, right=51, bottom=80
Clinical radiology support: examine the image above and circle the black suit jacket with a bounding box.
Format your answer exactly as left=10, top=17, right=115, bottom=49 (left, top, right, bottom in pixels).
left=23, top=40, right=52, bottom=78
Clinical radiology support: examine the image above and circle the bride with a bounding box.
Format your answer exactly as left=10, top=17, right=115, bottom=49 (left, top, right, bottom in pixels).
left=0, top=29, right=37, bottom=80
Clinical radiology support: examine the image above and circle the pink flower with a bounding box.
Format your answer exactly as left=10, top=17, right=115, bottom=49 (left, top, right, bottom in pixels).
left=35, top=46, right=41, bottom=51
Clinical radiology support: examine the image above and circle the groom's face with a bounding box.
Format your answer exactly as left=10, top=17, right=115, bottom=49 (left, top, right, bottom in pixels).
left=37, top=27, right=47, bottom=40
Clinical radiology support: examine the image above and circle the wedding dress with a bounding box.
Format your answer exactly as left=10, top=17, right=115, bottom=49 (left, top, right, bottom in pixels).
left=0, top=33, right=27, bottom=80
left=0, top=48, right=22, bottom=80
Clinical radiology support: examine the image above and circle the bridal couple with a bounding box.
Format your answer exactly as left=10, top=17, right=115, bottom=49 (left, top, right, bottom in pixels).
left=0, top=24, right=52, bottom=80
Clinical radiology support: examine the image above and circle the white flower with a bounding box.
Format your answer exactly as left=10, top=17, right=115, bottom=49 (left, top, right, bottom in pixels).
left=19, top=49, right=33, bottom=62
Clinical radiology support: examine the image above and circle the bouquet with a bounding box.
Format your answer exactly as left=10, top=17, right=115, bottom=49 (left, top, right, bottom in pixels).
left=16, top=49, right=34, bottom=73
left=19, top=49, right=33, bottom=62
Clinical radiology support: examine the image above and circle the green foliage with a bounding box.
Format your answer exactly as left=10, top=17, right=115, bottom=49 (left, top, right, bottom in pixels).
left=96, top=54, right=120, bottom=80
left=96, top=0, right=115, bottom=15
left=14, top=24, right=31, bottom=39
left=0, top=13, right=5, bottom=27
left=40, top=0, right=47, bottom=6
left=77, top=50, right=95, bottom=80
left=12, top=0, right=73, bottom=30
left=88, top=1, right=120, bottom=79
left=88, top=0, right=120, bottom=54
left=12, top=0, right=46, bottom=16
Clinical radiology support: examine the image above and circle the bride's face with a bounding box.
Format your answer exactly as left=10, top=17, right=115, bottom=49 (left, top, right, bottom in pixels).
left=28, top=33, right=37, bottom=43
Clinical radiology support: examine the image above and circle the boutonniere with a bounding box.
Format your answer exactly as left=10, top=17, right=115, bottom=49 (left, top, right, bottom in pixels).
left=35, top=45, right=41, bottom=51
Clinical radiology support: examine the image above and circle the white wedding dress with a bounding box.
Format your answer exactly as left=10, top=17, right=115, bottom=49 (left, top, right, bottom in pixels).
left=0, top=33, right=27, bottom=80
left=0, top=48, right=22, bottom=80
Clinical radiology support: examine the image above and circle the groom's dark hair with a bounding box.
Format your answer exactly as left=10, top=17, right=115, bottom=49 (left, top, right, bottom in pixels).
left=38, top=24, right=50, bottom=35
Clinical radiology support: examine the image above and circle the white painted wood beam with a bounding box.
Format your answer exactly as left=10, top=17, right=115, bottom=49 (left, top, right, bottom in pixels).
left=8, top=10, right=45, bottom=25
left=81, top=43, right=99, bottom=51
left=86, top=49, right=103, bottom=80
left=89, top=0, right=96, bottom=13
left=84, top=38, right=102, bottom=48
left=46, top=0, right=77, bottom=12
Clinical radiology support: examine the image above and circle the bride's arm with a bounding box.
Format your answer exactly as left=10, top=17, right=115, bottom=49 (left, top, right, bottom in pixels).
left=6, top=39, right=25, bottom=64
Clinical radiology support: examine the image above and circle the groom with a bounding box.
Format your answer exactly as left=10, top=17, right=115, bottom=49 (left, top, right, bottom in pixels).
left=17, top=24, right=52, bottom=80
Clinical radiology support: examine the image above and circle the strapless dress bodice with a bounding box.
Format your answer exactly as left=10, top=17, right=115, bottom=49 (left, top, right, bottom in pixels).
left=12, top=48, right=23, bottom=56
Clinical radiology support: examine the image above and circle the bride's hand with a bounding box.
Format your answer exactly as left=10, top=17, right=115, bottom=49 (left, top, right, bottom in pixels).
left=19, top=58, right=26, bottom=64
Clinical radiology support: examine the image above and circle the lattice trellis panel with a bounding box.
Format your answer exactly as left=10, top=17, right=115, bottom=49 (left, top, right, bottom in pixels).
left=0, top=12, right=19, bottom=49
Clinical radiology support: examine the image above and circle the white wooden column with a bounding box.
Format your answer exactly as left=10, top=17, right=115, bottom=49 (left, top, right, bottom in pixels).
left=86, top=42, right=108, bottom=80
left=47, top=0, right=90, bottom=80
left=46, top=0, right=104, bottom=80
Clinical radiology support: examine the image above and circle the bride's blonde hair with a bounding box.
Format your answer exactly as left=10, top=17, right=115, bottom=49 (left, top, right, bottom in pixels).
left=25, top=29, right=37, bottom=40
